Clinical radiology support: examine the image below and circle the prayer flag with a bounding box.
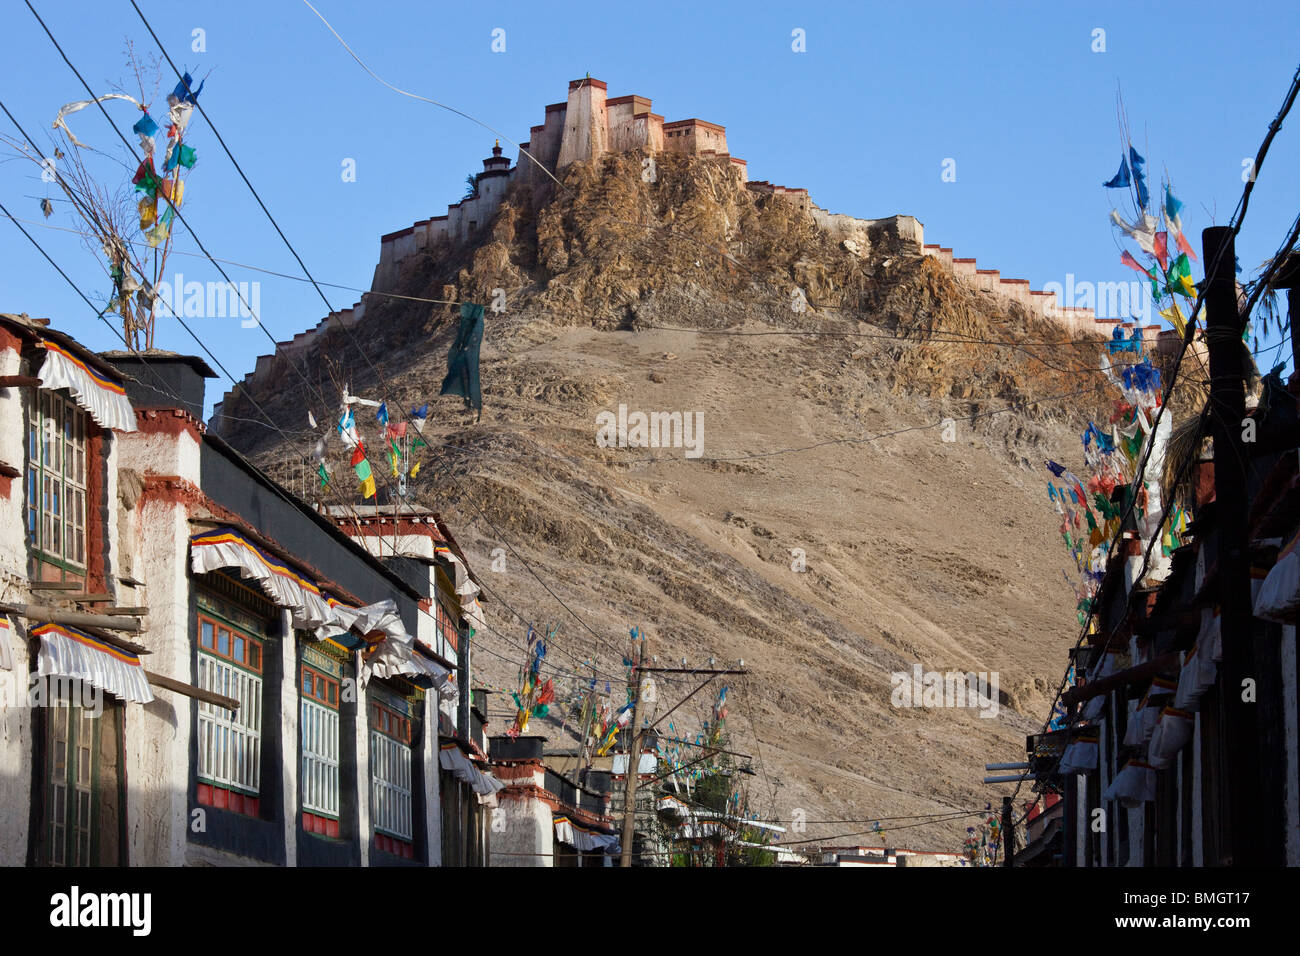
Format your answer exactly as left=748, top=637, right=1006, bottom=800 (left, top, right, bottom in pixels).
left=440, top=303, right=485, bottom=416
left=171, top=72, right=205, bottom=105
left=1103, top=157, right=1131, bottom=189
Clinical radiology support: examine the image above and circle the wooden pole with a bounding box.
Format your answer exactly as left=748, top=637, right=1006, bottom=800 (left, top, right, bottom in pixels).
left=619, top=640, right=646, bottom=868
left=145, top=670, right=238, bottom=712
left=1060, top=698, right=1078, bottom=868
left=1, top=604, right=142, bottom=632
left=1060, top=652, right=1181, bottom=707
left=573, top=679, right=595, bottom=784
left=1272, top=252, right=1300, bottom=374
left=1203, top=225, right=1261, bottom=867
left=1292, top=282, right=1299, bottom=382
left=1002, top=795, right=1014, bottom=867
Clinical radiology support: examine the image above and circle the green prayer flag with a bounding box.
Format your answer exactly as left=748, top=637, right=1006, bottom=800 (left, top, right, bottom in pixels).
left=318, top=463, right=329, bottom=487
left=177, top=144, right=197, bottom=169
left=354, top=459, right=372, bottom=482
left=440, top=303, right=485, bottom=417
left=412, top=436, right=427, bottom=450
left=135, top=169, right=160, bottom=195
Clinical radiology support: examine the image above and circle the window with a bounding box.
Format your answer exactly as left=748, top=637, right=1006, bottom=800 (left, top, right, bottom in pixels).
left=301, top=647, right=341, bottom=834
left=435, top=599, right=459, bottom=657
left=370, top=693, right=413, bottom=852
left=26, top=389, right=88, bottom=572
left=43, top=696, right=123, bottom=866
left=196, top=602, right=265, bottom=814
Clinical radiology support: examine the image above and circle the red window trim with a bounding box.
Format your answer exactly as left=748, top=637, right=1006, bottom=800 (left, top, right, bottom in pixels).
left=197, top=611, right=263, bottom=674
left=302, top=663, right=339, bottom=709
left=27, top=390, right=106, bottom=593
left=197, top=782, right=261, bottom=818
left=302, top=810, right=340, bottom=837
left=374, top=832, right=414, bottom=859
left=370, top=701, right=412, bottom=743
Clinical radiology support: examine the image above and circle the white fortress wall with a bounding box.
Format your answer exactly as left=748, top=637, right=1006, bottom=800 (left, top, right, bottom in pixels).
left=214, top=78, right=1141, bottom=426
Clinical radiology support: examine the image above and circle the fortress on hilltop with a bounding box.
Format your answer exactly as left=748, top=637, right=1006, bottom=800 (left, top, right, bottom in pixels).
left=212, top=77, right=1165, bottom=429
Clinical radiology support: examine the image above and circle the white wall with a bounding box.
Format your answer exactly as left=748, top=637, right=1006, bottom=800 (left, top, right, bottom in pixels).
left=0, top=337, right=32, bottom=865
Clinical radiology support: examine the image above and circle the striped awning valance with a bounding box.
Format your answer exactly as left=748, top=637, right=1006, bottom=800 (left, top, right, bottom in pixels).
left=434, top=544, right=486, bottom=632
left=326, top=597, right=453, bottom=694
left=1255, top=529, right=1300, bottom=623
left=439, top=742, right=504, bottom=795
left=38, top=341, right=137, bottom=432
left=554, top=816, right=619, bottom=852
left=33, top=623, right=153, bottom=703
left=362, top=633, right=454, bottom=694
left=190, top=527, right=332, bottom=629
left=318, top=597, right=406, bottom=647
left=191, top=528, right=454, bottom=694
left=0, top=615, right=14, bottom=671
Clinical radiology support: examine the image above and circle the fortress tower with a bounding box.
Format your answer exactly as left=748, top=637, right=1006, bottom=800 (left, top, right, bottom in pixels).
left=210, top=76, right=1139, bottom=431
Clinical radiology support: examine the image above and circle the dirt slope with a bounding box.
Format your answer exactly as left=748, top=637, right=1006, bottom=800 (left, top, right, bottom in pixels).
left=220, top=151, right=1109, bottom=849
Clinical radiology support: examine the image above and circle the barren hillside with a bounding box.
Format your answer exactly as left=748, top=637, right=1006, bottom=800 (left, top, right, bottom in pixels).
left=219, top=151, right=1112, bottom=848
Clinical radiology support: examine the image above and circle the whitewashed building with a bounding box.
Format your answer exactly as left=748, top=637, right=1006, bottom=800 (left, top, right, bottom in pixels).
left=0, top=313, right=498, bottom=866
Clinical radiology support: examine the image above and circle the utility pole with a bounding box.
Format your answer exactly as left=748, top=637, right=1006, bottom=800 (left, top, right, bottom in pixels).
left=1277, top=252, right=1300, bottom=376
left=572, top=671, right=596, bottom=785
left=619, top=640, right=646, bottom=868
left=1203, top=225, right=1260, bottom=866
left=1001, top=795, right=1014, bottom=868
left=614, top=660, right=748, bottom=867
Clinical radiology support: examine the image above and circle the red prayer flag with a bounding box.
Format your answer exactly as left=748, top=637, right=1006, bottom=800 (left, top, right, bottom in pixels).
left=1153, top=232, right=1168, bottom=270
left=1174, top=229, right=1199, bottom=263
left=350, top=442, right=366, bottom=466
left=1120, top=251, right=1151, bottom=277
left=386, top=421, right=407, bottom=439
left=131, top=157, right=155, bottom=186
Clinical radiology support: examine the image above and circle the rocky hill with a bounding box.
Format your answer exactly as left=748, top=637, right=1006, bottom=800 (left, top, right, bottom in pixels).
left=218, top=149, right=1114, bottom=848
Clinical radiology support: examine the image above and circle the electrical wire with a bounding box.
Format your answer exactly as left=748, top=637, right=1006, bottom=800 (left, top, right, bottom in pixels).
left=1021, top=61, right=1300, bottom=809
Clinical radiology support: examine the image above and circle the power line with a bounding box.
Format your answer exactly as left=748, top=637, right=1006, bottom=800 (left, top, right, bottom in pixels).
left=129, top=0, right=336, bottom=317
left=3, top=110, right=587, bottom=700
left=29, top=0, right=629, bottom=683
left=0, top=209, right=1163, bottom=369
left=297, top=0, right=1158, bottom=375
left=615, top=379, right=1111, bottom=466
left=1021, top=60, right=1300, bottom=806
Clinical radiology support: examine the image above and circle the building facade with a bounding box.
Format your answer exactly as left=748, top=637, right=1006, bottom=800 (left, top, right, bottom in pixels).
left=488, top=735, right=618, bottom=867
left=1027, top=373, right=1300, bottom=867
left=0, top=314, right=497, bottom=866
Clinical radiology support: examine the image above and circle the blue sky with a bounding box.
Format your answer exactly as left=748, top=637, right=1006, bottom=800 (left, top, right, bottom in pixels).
left=2, top=0, right=1298, bottom=417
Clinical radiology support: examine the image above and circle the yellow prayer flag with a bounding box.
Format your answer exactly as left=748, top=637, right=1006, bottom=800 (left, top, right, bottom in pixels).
left=1159, top=304, right=1186, bottom=337
left=137, top=195, right=156, bottom=229
left=360, top=475, right=376, bottom=499
left=410, top=461, right=421, bottom=478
